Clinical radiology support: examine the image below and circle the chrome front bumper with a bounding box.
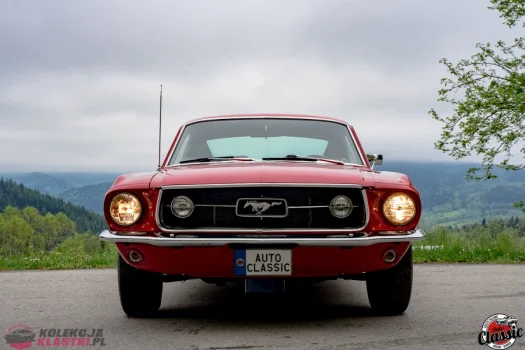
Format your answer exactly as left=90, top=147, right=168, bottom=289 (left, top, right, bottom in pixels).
left=99, top=228, right=425, bottom=247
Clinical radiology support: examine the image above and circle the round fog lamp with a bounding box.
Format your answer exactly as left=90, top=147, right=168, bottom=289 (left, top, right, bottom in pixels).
left=330, top=195, right=353, bottom=218
left=171, top=196, right=194, bottom=218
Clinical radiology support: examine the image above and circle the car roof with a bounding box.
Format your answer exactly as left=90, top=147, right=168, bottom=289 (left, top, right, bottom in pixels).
left=182, top=114, right=352, bottom=127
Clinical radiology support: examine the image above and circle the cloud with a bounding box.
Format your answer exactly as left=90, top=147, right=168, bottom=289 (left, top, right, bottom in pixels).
left=0, top=0, right=516, bottom=171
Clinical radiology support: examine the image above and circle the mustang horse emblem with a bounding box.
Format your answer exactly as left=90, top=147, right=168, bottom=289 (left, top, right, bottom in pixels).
left=244, top=201, right=282, bottom=215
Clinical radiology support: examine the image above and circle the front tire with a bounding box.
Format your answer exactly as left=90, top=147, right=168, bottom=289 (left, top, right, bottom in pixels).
left=366, top=246, right=413, bottom=315
left=118, top=255, right=163, bottom=318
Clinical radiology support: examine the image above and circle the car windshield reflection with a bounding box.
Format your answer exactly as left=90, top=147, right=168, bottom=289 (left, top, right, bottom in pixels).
left=167, top=118, right=364, bottom=165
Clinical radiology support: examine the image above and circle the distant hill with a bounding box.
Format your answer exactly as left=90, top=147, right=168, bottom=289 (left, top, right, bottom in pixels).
left=0, top=172, right=77, bottom=195
left=379, top=161, right=525, bottom=227
left=2, top=163, right=524, bottom=228
left=0, top=172, right=120, bottom=196
left=0, top=178, right=107, bottom=233
left=48, top=172, right=120, bottom=188
left=58, top=182, right=113, bottom=214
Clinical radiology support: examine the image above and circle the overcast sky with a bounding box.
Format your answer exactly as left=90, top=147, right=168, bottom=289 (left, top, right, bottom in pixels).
left=0, top=0, right=518, bottom=172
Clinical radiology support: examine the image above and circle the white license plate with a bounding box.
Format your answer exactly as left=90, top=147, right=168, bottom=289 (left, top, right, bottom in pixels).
left=234, top=249, right=292, bottom=276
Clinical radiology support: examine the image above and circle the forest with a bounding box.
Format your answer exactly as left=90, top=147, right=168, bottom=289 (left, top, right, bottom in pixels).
left=0, top=204, right=116, bottom=270
left=0, top=178, right=107, bottom=233
left=1, top=161, right=524, bottom=270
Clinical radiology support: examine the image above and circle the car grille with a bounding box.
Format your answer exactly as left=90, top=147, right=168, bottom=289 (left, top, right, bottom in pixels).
left=157, top=186, right=368, bottom=231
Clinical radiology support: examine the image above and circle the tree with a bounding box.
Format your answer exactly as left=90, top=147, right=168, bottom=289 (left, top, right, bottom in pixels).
left=429, top=0, right=525, bottom=212
left=0, top=214, right=34, bottom=255
left=0, top=178, right=107, bottom=233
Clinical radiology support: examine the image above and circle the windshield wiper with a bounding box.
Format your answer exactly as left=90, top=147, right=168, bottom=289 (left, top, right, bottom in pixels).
left=179, top=156, right=255, bottom=164
left=262, top=155, right=345, bottom=165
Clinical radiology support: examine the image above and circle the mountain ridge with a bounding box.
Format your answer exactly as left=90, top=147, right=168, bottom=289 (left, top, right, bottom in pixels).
left=2, top=162, right=524, bottom=227
left=0, top=178, right=107, bottom=233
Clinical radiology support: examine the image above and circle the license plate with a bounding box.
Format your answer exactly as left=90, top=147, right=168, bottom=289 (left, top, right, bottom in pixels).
left=233, top=249, right=292, bottom=276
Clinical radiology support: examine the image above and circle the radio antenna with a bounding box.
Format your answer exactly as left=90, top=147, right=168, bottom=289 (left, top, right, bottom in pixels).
left=157, top=84, right=163, bottom=170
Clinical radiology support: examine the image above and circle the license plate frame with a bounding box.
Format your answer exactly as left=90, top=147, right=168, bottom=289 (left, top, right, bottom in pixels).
left=233, top=249, right=292, bottom=276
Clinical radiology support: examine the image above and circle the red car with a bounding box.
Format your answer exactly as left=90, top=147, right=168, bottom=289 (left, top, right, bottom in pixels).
left=99, top=114, right=425, bottom=317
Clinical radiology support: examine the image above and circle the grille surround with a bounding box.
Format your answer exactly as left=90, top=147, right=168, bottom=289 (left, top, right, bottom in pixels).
left=155, top=183, right=369, bottom=233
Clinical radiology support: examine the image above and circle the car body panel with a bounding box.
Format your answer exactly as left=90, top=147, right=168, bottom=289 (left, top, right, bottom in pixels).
left=151, top=163, right=376, bottom=188
left=113, top=241, right=412, bottom=277
left=100, top=113, right=425, bottom=278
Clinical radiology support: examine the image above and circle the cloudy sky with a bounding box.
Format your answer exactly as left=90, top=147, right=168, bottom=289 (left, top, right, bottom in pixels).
left=0, top=0, right=517, bottom=172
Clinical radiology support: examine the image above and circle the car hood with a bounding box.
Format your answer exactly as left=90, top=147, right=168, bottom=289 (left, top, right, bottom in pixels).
left=150, top=162, right=377, bottom=188
left=111, top=171, right=161, bottom=189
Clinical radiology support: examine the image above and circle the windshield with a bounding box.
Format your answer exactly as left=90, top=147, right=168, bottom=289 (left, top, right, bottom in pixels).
left=167, top=118, right=364, bottom=165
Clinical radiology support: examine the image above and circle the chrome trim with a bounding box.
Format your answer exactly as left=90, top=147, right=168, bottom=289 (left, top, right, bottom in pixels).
left=171, top=204, right=359, bottom=209
left=165, top=160, right=367, bottom=168
left=235, top=198, right=288, bottom=218
left=160, top=183, right=364, bottom=189
left=163, top=116, right=368, bottom=168
left=375, top=230, right=419, bottom=235
left=368, top=153, right=383, bottom=169
left=109, top=231, right=149, bottom=236
left=99, top=228, right=426, bottom=247
left=154, top=186, right=370, bottom=233
left=182, top=115, right=351, bottom=127
left=288, top=205, right=329, bottom=209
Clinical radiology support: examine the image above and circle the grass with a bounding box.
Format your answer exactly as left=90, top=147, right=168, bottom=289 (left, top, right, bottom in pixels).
left=413, top=227, right=525, bottom=263
left=0, top=245, right=118, bottom=271
left=1, top=229, right=524, bottom=271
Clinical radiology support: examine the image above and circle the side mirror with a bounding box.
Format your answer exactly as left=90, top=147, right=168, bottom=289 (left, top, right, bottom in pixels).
left=366, top=154, right=383, bottom=168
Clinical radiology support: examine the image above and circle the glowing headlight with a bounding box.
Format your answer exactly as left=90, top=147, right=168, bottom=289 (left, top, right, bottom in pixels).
left=109, top=192, right=142, bottom=226
left=171, top=196, right=194, bottom=218
left=382, top=192, right=416, bottom=226
left=330, top=195, right=353, bottom=218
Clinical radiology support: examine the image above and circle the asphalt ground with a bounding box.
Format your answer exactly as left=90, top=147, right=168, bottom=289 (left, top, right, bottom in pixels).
left=1, top=264, right=524, bottom=350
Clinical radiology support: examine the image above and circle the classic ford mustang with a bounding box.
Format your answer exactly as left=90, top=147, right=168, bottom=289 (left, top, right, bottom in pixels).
left=99, top=114, right=425, bottom=317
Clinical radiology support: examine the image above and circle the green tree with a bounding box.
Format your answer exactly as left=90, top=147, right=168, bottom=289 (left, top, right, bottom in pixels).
left=0, top=214, right=34, bottom=255
left=0, top=178, right=107, bottom=233
left=55, top=212, right=77, bottom=240
left=429, top=0, right=525, bottom=212
left=21, top=207, right=47, bottom=251
left=0, top=205, right=115, bottom=260
left=3, top=206, right=21, bottom=219
left=42, top=213, right=60, bottom=251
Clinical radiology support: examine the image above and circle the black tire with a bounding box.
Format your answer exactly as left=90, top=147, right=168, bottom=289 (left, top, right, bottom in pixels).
left=118, top=254, right=163, bottom=318
left=366, top=246, right=413, bottom=315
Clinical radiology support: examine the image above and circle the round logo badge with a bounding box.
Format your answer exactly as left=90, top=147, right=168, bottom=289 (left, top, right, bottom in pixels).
left=478, top=314, right=522, bottom=349
left=236, top=258, right=245, bottom=267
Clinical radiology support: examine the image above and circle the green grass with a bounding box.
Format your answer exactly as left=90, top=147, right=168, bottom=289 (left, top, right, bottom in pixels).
left=1, top=229, right=524, bottom=271
left=413, top=227, right=525, bottom=263
left=0, top=245, right=118, bottom=271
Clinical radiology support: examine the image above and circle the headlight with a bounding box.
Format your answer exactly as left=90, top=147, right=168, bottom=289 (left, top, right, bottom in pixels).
left=330, top=195, right=353, bottom=218
left=382, top=192, right=416, bottom=226
left=109, top=192, right=142, bottom=226
left=171, top=196, right=194, bottom=218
